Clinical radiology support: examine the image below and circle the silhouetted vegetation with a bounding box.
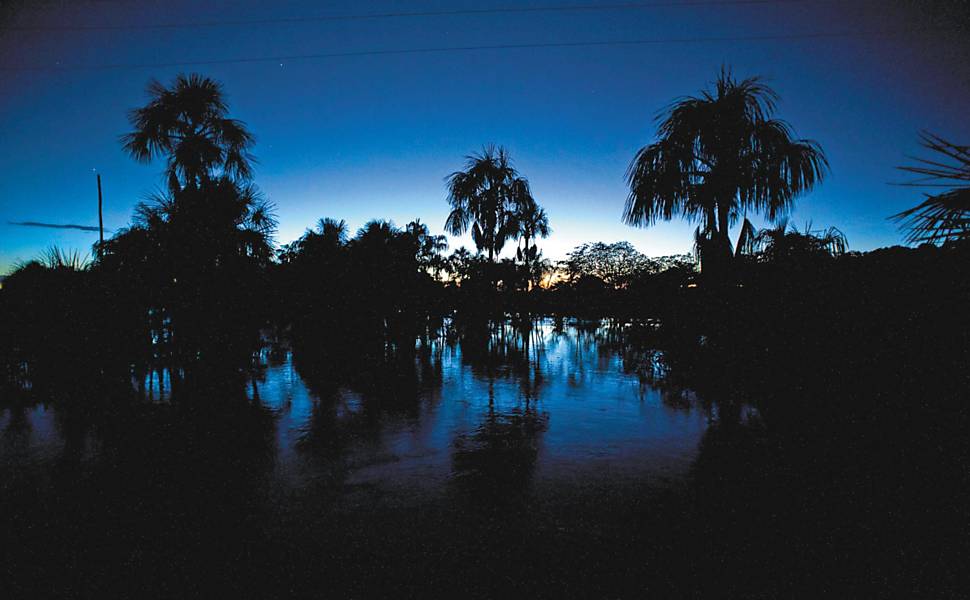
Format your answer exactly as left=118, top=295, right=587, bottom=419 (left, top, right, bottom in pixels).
left=2, top=70, right=965, bottom=404
left=624, top=68, right=828, bottom=276
left=892, top=131, right=970, bottom=244
left=2, top=70, right=968, bottom=597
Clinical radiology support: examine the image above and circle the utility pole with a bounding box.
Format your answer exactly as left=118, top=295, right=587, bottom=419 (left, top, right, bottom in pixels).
left=97, top=173, right=104, bottom=259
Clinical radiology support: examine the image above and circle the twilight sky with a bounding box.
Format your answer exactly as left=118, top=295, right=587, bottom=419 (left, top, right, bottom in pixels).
left=1, top=0, right=968, bottom=274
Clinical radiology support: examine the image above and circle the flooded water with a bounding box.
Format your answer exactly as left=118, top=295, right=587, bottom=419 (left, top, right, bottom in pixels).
left=1, top=319, right=962, bottom=597
left=2, top=320, right=708, bottom=502
left=1, top=320, right=718, bottom=596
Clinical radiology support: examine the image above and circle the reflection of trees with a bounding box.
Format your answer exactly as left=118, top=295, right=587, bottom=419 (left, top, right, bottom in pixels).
left=451, top=404, right=549, bottom=496
left=444, top=319, right=551, bottom=496
left=451, top=317, right=546, bottom=401
left=294, top=344, right=444, bottom=457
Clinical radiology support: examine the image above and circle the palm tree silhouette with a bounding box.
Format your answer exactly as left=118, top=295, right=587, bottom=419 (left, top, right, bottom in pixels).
left=739, top=219, right=847, bottom=263
left=121, top=73, right=256, bottom=192
left=406, top=219, right=449, bottom=278
left=624, top=68, right=827, bottom=274
left=892, top=132, right=970, bottom=244
left=133, top=179, right=277, bottom=265
left=445, top=146, right=533, bottom=261
left=513, top=196, right=551, bottom=277
left=317, top=218, right=349, bottom=245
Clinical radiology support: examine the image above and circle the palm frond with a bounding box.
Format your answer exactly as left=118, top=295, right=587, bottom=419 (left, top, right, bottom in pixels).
left=892, top=132, right=970, bottom=244
left=735, top=217, right=759, bottom=257
left=892, top=188, right=970, bottom=244
left=40, top=246, right=90, bottom=270
left=626, top=67, right=826, bottom=264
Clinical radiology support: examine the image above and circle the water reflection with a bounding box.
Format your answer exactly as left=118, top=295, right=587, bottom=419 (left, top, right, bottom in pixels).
left=1, top=319, right=712, bottom=596
left=3, top=318, right=961, bottom=597
left=2, top=320, right=709, bottom=500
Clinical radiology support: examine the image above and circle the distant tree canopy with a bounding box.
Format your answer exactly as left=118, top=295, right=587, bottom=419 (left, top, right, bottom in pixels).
left=624, top=68, right=827, bottom=274
left=273, top=217, right=450, bottom=358
left=560, top=241, right=694, bottom=289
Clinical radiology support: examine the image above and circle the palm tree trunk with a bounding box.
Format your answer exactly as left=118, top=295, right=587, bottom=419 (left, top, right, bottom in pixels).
left=700, top=201, right=733, bottom=278
left=717, top=201, right=732, bottom=256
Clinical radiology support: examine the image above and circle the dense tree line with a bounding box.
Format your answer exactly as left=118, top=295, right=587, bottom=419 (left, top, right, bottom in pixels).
left=1, top=70, right=967, bottom=399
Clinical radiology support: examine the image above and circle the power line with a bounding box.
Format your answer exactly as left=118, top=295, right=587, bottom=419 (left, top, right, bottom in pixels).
left=2, top=0, right=825, bottom=32
left=0, top=29, right=941, bottom=72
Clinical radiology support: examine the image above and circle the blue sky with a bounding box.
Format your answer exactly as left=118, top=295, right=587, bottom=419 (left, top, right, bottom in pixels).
left=1, top=0, right=968, bottom=274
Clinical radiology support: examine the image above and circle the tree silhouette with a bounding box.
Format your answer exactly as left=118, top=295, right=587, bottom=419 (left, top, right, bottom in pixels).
left=407, top=219, right=449, bottom=279
left=742, top=219, right=848, bottom=263
left=624, top=68, right=827, bottom=274
left=892, top=132, right=970, bottom=244
left=279, top=218, right=348, bottom=264
left=105, top=75, right=273, bottom=382
left=513, top=196, right=551, bottom=279
left=121, top=73, right=256, bottom=193
left=561, top=241, right=652, bottom=289
left=132, top=178, right=277, bottom=267
left=445, top=146, right=533, bottom=261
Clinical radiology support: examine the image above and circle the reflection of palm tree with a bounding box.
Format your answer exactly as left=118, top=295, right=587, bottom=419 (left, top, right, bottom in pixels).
left=624, top=68, right=827, bottom=274
left=892, top=132, right=970, bottom=244
left=445, top=146, right=533, bottom=261
left=121, top=73, right=256, bottom=192
left=451, top=405, right=549, bottom=495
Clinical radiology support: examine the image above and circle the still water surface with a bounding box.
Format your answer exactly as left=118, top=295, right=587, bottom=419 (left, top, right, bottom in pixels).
left=1, top=320, right=708, bottom=502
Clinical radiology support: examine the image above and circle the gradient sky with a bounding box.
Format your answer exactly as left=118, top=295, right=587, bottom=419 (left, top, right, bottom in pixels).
left=1, top=0, right=968, bottom=274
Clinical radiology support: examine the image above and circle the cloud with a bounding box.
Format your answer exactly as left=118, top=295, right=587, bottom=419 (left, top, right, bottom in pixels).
left=7, top=221, right=102, bottom=232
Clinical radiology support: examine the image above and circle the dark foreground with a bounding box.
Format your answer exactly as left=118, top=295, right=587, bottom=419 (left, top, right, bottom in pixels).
left=1, top=320, right=966, bottom=598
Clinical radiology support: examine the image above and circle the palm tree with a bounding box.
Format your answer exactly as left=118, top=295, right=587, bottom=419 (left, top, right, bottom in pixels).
left=513, top=196, right=551, bottom=274
left=624, top=68, right=828, bottom=274
left=406, top=219, right=449, bottom=278
left=892, top=132, right=970, bottom=244
left=445, top=247, right=475, bottom=285
left=132, top=178, right=278, bottom=266
left=445, top=146, right=531, bottom=261
left=316, top=218, right=349, bottom=245
left=121, top=73, right=256, bottom=192
left=742, top=219, right=847, bottom=263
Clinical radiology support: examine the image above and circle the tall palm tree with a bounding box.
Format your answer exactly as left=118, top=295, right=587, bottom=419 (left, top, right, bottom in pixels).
left=624, top=68, right=828, bottom=274
left=892, top=132, right=970, bottom=244
left=445, top=146, right=531, bottom=261
left=121, top=73, right=256, bottom=192
left=514, top=196, right=551, bottom=271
